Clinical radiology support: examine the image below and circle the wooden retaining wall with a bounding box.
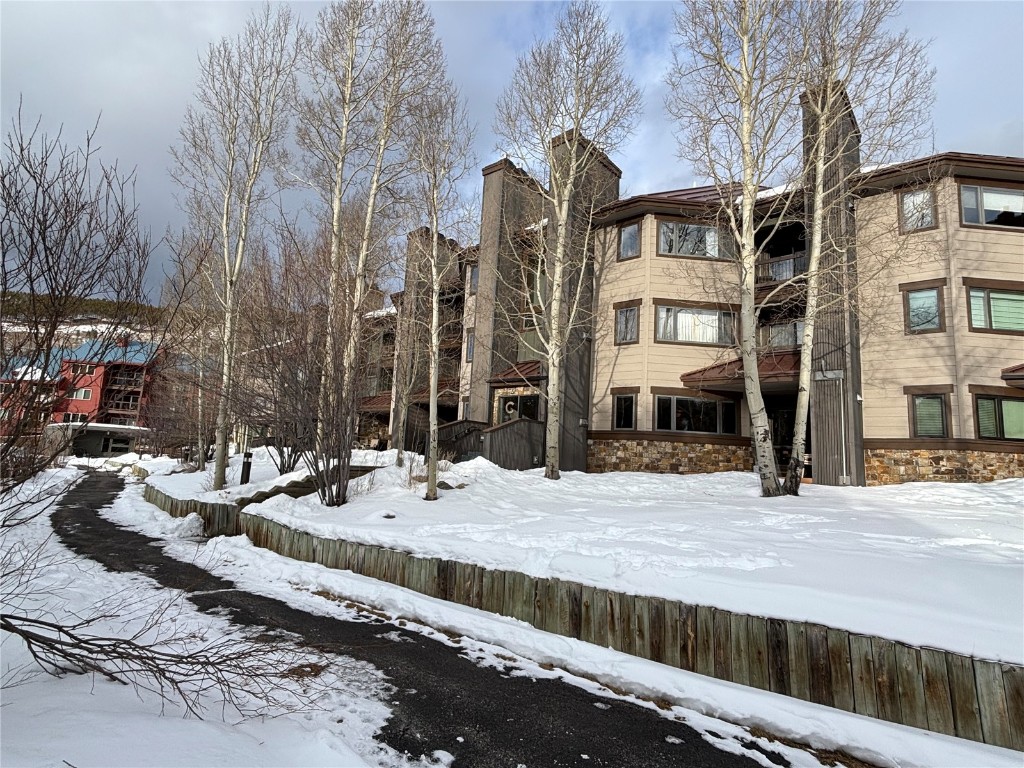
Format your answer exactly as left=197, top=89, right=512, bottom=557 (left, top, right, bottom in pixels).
left=142, top=481, right=1024, bottom=751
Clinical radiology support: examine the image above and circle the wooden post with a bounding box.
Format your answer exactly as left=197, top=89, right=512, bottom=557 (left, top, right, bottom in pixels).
left=975, top=659, right=1013, bottom=748
left=946, top=653, right=983, bottom=742
left=895, top=643, right=927, bottom=730
left=827, top=628, right=854, bottom=712
left=871, top=638, right=901, bottom=723
left=920, top=648, right=955, bottom=737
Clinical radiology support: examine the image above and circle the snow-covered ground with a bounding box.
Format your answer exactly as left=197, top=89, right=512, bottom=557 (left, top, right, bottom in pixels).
left=229, top=457, right=1023, bottom=665
left=144, top=447, right=394, bottom=504
left=107, top=476, right=1019, bottom=768
left=0, top=467, right=416, bottom=768
left=3, top=461, right=1021, bottom=767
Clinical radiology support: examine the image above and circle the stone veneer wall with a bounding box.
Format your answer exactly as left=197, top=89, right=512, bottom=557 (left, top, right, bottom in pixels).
left=588, top=435, right=753, bottom=474
left=864, top=448, right=1024, bottom=486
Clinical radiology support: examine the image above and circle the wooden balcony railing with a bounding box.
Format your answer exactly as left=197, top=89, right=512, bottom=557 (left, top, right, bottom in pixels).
left=755, top=251, right=808, bottom=284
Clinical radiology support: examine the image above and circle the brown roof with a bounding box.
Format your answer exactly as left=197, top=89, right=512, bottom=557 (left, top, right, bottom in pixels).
left=1002, top=363, right=1024, bottom=388
left=488, top=360, right=546, bottom=385
left=596, top=182, right=754, bottom=223
left=359, top=378, right=461, bottom=414
left=680, top=352, right=801, bottom=392
left=858, top=151, right=1024, bottom=192
left=359, top=393, right=392, bottom=414
left=409, top=379, right=460, bottom=405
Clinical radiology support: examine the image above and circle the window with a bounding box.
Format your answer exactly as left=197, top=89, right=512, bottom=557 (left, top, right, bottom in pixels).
left=469, top=264, right=479, bottom=295
left=761, top=320, right=805, bottom=348
left=912, top=395, right=947, bottom=437
left=905, top=385, right=953, bottom=439
left=499, top=394, right=539, bottom=423
left=968, top=286, right=1024, bottom=332
left=101, top=437, right=132, bottom=454
left=976, top=395, right=1024, bottom=441
left=655, top=305, right=734, bottom=345
left=618, top=221, right=640, bottom=261
left=899, top=188, right=936, bottom=232
left=654, top=395, right=736, bottom=434
left=610, top=393, right=634, bottom=430
left=378, top=367, right=393, bottom=392
left=658, top=221, right=719, bottom=258
left=615, top=306, right=638, bottom=345
left=960, top=184, right=1023, bottom=228
left=71, top=388, right=92, bottom=400
left=71, top=364, right=96, bottom=375
left=465, top=331, right=475, bottom=362
left=62, top=412, right=87, bottom=423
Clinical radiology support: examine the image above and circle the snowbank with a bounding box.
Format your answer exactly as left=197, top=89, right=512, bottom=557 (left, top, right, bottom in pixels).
left=241, top=458, right=1024, bottom=664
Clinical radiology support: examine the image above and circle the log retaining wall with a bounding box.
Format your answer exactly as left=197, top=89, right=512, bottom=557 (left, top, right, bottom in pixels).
left=141, top=477, right=1023, bottom=751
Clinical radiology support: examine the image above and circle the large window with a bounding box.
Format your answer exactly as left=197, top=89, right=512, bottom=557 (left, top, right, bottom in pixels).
left=62, top=412, right=87, bottom=423
left=658, top=221, right=719, bottom=258
left=656, top=305, right=734, bottom=345
left=468, top=264, right=479, bottom=295
left=71, top=388, right=92, bottom=400
left=71, top=364, right=96, bottom=375
left=615, top=305, right=638, bottom=345
left=976, top=395, right=1024, bottom=441
left=655, top=395, right=736, bottom=434
left=465, top=330, right=475, bottom=362
left=618, top=221, right=640, bottom=261
left=960, top=184, right=1023, bottom=228
left=967, top=286, right=1024, bottom=332
left=899, top=188, right=937, bottom=233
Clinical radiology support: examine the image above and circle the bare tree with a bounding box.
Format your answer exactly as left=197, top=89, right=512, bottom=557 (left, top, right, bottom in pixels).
left=295, top=0, right=441, bottom=505
left=780, top=0, right=934, bottom=493
left=233, top=226, right=324, bottom=475
left=495, top=0, right=641, bottom=480
left=171, top=4, right=299, bottom=490
left=1, top=108, right=151, bottom=496
left=405, top=82, right=475, bottom=500
left=667, top=0, right=805, bottom=496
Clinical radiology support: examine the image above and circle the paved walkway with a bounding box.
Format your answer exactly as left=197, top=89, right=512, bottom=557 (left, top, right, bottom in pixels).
left=51, top=471, right=784, bottom=768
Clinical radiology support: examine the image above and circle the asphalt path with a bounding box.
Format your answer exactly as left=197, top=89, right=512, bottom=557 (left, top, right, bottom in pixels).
left=51, top=471, right=787, bottom=768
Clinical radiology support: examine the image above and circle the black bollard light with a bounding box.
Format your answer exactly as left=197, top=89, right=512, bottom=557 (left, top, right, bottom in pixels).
left=240, top=451, right=253, bottom=485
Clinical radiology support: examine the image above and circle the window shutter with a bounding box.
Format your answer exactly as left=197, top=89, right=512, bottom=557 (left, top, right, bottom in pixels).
left=914, top=395, right=946, bottom=437
left=976, top=398, right=998, bottom=438
left=989, top=291, right=1024, bottom=331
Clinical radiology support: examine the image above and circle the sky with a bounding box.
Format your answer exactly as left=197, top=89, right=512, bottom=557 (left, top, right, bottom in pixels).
left=2, top=0, right=1022, bottom=298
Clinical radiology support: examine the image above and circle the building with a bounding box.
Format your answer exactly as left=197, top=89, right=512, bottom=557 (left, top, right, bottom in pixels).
left=585, top=151, right=1023, bottom=484
left=1, top=337, right=158, bottom=458
left=387, top=127, right=1021, bottom=485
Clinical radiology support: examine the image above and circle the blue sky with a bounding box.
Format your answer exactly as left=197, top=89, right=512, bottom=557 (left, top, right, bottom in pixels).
left=2, top=1, right=1021, bottom=296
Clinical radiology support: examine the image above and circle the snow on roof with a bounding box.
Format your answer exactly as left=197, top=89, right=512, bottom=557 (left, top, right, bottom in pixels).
left=364, top=306, right=398, bottom=319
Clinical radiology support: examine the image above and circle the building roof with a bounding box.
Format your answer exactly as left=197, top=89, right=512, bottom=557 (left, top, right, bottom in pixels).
left=488, top=360, right=546, bottom=386
left=358, top=379, right=461, bottom=414
left=597, top=184, right=745, bottom=222
left=598, top=151, right=1024, bottom=223
left=858, top=151, right=1024, bottom=192
left=359, top=393, right=393, bottom=414
left=68, top=339, right=156, bottom=366
left=1002, top=363, right=1024, bottom=388
left=680, top=352, right=801, bottom=393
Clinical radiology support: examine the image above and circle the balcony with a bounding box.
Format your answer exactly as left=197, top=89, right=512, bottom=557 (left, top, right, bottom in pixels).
left=756, top=251, right=808, bottom=285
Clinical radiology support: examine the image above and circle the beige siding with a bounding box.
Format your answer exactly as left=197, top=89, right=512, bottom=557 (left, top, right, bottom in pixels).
left=858, top=175, right=1024, bottom=440
left=591, top=213, right=741, bottom=434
